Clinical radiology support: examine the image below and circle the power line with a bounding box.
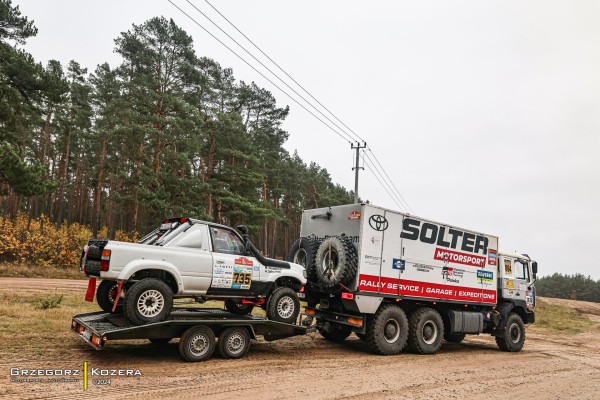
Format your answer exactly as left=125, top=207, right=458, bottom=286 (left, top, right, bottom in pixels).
left=367, top=149, right=413, bottom=213
left=201, top=0, right=365, bottom=144
left=363, top=154, right=405, bottom=211
left=168, top=0, right=352, bottom=144
left=363, top=152, right=408, bottom=212
left=182, top=0, right=358, bottom=145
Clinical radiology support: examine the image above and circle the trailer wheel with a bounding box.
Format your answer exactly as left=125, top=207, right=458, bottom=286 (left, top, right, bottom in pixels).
left=218, top=327, right=251, bottom=359
left=318, top=324, right=352, bottom=342
left=124, top=278, right=173, bottom=325
left=179, top=326, right=215, bottom=362
left=266, top=287, right=300, bottom=324
left=315, top=236, right=358, bottom=288
left=365, top=304, right=409, bottom=355
left=495, top=313, right=525, bottom=352
left=224, top=299, right=254, bottom=316
left=408, top=307, right=444, bottom=355
left=149, top=338, right=172, bottom=345
left=444, top=332, right=466, bottom=343
left=287, top=237, right=321, bottom=283
left=96, top=280, right=122, bottom=314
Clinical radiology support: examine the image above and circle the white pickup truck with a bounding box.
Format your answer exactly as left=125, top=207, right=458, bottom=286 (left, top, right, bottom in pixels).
left=81, top=218, right=307, bottom=325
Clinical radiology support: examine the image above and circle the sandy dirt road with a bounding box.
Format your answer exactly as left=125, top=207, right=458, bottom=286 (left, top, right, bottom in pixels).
left=2, top=278, right=600, bottom=400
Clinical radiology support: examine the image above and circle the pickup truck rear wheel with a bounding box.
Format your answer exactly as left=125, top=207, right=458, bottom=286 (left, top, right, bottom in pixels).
left=179, top=325, right=215, bottom=362
left=495, top=313, right=525, bottom=352
left=266, top=287, right=300, bottom=324
left=96, top=280, right=122, bottom=314
left=218, top=327, right=251, bottom=359
left=365, top=304, right=409, bottom=355
left=408, top=307, right=444, bottom=355
left=224, top=299, right=254, bottom=316
left=124, top=278, right=173, bottom=325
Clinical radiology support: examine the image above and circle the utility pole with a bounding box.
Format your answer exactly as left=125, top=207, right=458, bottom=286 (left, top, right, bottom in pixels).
left=351, top=142, right=367, bottom=203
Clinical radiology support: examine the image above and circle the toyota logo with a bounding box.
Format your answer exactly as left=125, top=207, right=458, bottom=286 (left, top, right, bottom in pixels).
left=369, top=215, right=388, bottom=231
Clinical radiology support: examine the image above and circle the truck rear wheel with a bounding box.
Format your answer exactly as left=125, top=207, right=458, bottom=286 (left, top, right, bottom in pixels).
left=365, top=304, right=409, bottom=355
left=266, top=287, right=300, bottom=324
left=315, top=235, right=358, bottom=288
left=224, top=299, right=254, bottom=316
left=218, top=327, right=251, bottom=359
left=179, top=325, right=215, bottom=362
left=96, top=280, right=122, bottom=314
left=408, top=307, right=444, bottom=355
left=495, top=313, right=525, bottom=352
left=287, top=236, right=321, bottom=282
left=124, top=278, right=173, bottom=325
left=318, top=324, right=352, bottom=342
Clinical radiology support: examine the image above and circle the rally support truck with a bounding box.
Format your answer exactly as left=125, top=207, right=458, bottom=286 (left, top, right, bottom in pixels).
left=81, top=219, right=307, bottom=326
left=288, top=204, right=537, bottom=355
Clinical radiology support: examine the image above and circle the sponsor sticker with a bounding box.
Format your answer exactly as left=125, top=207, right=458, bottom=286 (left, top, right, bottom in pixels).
left=234, top=257, right=254, bottom=267
left=413, top=264, right=433, bottom=272
left=442, top=266, right=463, bottom=283
left=369, top=215, right=388, bottom=231
left=504, top=259, right=512, bottom=275
left=488, top=249, right=497, bottom=266
left=392, top=258, right=405, bottom=270
left=506, top=279, right=515, bottom=290
left=364, top=255, right=381, bottom=265
left=348, top=211, right=361, bottom=220
left=434, top=248, right=486, bottom=267
left=477, top=269, right=493, bottom=282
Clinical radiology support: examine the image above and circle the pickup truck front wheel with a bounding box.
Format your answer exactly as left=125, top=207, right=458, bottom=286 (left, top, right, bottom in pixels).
left=266, top=287, right=300, bottom=324
left=124, top=279, right=173, bottom=325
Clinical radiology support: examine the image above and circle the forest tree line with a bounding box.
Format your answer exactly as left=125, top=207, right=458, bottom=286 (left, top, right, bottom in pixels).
left=535, top=273, right=600, bottom=303
left=0, top=1, right=354, bottom=259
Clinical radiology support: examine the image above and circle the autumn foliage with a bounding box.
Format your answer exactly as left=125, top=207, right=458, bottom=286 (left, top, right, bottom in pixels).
left=0, top=213, right=137, bottom=269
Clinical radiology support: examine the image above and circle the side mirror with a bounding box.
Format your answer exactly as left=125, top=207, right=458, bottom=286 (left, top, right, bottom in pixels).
left=531, top=261, right=538, bottom=281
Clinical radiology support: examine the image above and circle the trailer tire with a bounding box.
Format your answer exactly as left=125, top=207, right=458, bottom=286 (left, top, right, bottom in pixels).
left=495, top=313, right=525, bottom=352
left=149, top=338, right=172, bottom=345
left=287, top=236, right=321, bottom=283
left=408, top=307, right=444, bottom=355
left=179, top=326, right=215, bottom=362
left=444, top=332, right=466, bottom=343
left=366, top=304, right=409, bottom=355
left=224, top=299, right=254, bottom=316
left=218, top=327, right=251, bottom=359
left=96, top=280, right=122, bottom=314
left=124, top=278, right=173, bottom=325
left=318, top=324, right=352, bottom=342
left=266, top=287, right=300, bottom=324
left=315, top=235, right=358, bottom=288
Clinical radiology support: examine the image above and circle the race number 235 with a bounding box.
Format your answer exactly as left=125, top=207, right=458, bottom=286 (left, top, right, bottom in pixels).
left=232, top=272, right=251, bottom=285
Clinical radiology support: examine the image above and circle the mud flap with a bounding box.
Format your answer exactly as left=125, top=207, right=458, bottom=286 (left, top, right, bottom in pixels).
left=85, top=278, right=97, bottom=302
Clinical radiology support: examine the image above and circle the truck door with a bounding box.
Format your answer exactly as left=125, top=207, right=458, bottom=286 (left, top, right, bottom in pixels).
left=498, top=254, right=529, bottom=303
left=206, top=226, right=261, bottom=297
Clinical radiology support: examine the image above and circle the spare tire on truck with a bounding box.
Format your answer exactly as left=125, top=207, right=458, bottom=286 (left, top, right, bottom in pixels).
left=314, top=235, right=358, bottom=288
left=287, top=236, right=321, bottom=282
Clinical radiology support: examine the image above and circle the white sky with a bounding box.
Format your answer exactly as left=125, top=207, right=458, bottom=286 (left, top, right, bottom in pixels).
left=16, top=0, right=600, bottom=278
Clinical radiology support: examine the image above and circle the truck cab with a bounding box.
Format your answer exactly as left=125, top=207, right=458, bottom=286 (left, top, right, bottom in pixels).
left=497, top=251, right=538, bottom=310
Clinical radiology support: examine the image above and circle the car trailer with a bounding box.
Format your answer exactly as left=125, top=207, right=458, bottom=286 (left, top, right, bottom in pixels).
left=72, top=308, right=309, bottom=362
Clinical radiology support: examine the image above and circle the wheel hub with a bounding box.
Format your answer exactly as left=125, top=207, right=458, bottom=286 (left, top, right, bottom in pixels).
left=189, top=334, right=209, bottom=356
left=509, top=322, right=521, bottom=343
left=137, top=289, right=164, bottom=317
left=384, top=319, right=400, bottom=343
left=227, top=333, right=245, bottom=354
left=422, top=320, right=438, bottom=345
left=277, top=296, right=295, bottom=319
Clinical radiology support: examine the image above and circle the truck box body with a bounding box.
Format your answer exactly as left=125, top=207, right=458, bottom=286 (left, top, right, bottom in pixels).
left=301, top=204, right=499, bottom=306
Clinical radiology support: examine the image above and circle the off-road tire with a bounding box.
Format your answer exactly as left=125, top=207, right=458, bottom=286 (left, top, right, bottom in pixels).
left=224, top=299, right=254, bottom=316
left=96, top=279, right=122, bottom=314
left=287, top=236, right=322, bottom=283
left=495, top=313, right=525, bottom=352
left=365, top=304, right=409, bottom=355
left=218, top=327, right=251, bottom=359
left=124, top=278, right=173, bottom=325
left=179, top=325, right=215, bottom=362
left=266, top=287, right=300, bottom=324
left=149, top=338, right=172, bottom=345
left=318, top=324, right=352, bottom=342
left=315, top=235, right=358, bottom=288
left=408, top=307, right=444, bottom=355
left=444, top=332, right=466, bottom=343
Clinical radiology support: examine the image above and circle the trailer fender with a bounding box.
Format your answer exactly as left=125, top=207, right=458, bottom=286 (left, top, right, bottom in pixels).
left=117, top=260, right=183, bottom=293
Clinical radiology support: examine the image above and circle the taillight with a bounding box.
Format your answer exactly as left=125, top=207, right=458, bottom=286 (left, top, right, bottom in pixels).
left=100, top=249, right=111, bottom=271
left=341, top=292, right=354, bottom=300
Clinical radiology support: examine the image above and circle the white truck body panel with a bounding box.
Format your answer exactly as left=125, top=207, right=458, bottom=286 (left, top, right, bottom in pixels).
left=301, top=204, right=499, bottom=306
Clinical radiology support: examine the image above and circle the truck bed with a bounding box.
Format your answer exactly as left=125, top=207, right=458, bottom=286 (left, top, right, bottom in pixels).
left=72, top=308, right=307, bottom=349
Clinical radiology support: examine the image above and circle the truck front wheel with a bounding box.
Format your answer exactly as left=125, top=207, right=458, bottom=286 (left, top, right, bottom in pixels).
left=365, top=304, right=409, bottom=355
left=495, top=313, right=525, bottom=352
left=124, top=278, right=173, bottom=325
left=408, top=307, right=444, bottom=355
left=266, top=287, right=300, bottom=324
left=96, top=280, right=122, bottom=314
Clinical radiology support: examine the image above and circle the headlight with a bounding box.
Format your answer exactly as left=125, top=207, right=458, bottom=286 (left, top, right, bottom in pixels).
left=303, top=269, right=307, bottom=279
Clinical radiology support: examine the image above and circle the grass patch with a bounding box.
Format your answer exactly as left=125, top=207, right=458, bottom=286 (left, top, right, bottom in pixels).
left=534, top=298, right=596, bottom=333
left=0, top=263, right=84, bottom=279
left=32, top=294, right=64, bottom=309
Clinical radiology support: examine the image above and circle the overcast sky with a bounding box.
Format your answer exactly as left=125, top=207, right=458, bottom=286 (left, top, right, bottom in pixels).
left=16, top=0, right=600, bottom=278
